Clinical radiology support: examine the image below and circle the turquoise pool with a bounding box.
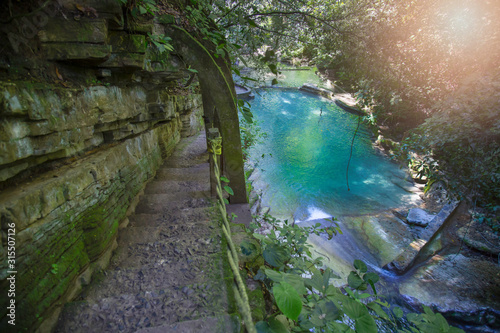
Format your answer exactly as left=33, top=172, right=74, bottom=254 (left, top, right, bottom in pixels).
left=246, top=88, right=420, bottom=221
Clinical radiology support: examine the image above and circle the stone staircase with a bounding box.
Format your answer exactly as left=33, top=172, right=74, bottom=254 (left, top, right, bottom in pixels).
left=55, top=131, right=239, bottom=333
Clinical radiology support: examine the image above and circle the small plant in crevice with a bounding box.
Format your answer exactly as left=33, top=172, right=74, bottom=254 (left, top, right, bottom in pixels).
left=117, top=0, right=158, bottom=17
left=147, top=33, right=174, bottom=54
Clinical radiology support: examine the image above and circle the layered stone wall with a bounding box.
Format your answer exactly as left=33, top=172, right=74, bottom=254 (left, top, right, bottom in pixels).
left=0, top=1, right=204, bottom=331
left=0, top=83, right=203, bottom=331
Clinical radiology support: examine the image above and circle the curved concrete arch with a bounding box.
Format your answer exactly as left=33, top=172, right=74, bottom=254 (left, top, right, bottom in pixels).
left=165, top=25, right=247, bottom=203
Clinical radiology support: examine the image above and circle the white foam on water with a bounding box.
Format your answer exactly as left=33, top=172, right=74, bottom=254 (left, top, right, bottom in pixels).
left=305, top=206, right=332, bottom=221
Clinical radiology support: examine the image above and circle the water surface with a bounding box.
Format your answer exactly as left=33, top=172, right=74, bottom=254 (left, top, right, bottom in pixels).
left=247, top=88, right=419, bottom=221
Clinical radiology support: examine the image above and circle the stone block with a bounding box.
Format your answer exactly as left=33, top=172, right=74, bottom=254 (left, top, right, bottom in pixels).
left=97, top=69, right=112, bottom=77
left=98, top=53, right=145, bottom=68
left=39, top=18, right=108, bottom=43
left=127, top=16, right=155, bottom=34
left=0, top=118, right=30, bottom=140
left=157, top=14, right=177, bottom=25
left=60, top=0, right=123, bottom=14
left=407, top=208, right=435, bottom=227
left=108, top=32, right=146, bottom=53
left=0, top=83, right=29, bottom=116
left=44, top=43, right=112, bottom=62
left=0, top=127, right=94, bottom=165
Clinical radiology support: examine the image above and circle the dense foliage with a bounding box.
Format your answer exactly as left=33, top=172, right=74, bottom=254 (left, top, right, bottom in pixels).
left=206, top=0, right=499, bottom=228
left=212, top=0, right=499, bottom=226
left=125, top=0, right=499, bottom=329
left=322, top=0, right=500, bottom=228
left=251, top=214, right=465, bottom=332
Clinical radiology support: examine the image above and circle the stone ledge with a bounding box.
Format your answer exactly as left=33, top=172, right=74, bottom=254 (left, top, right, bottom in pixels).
left=43, top=43, right=112, bottom=62
left=39, top=18, right=108, bottom=43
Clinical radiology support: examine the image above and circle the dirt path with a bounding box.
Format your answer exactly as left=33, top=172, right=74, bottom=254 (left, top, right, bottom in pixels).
left=55, top=131, right=239, bottom=333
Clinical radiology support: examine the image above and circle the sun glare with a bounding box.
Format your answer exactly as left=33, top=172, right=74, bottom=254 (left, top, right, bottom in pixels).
left=436, top=1, right=490, bottom=46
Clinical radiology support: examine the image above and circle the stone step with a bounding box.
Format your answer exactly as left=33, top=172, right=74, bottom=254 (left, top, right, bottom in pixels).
left=56, top=282, right=231, bottom=333
left=144, top=180, right=210, bottom=195
left=55, top=131, right=237, bottom=333
left=155, top=164, right=210, bottom=182
left=163, top=153, right=209, bottom=168
left=81, top=253, right=229, bottom=300
left=134, top=191, right=213, bottom=214
left=167, top=131, right=208, bottom=156
left=128, top=209, right=214, bottom=227
left=134, top=314, right=239, bottom=333
left=117, top=223, right=218, bottom=247
left=110, top=233, right=223, bottom=269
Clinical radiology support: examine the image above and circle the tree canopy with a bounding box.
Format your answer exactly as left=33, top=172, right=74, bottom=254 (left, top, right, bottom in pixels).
left=198, top=0, right=500, bottom=225
left=160, top=0, right=499, bottom=227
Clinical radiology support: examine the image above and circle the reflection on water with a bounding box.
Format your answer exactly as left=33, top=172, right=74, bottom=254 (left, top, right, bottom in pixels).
left=247, top=88, right=420, bottom=221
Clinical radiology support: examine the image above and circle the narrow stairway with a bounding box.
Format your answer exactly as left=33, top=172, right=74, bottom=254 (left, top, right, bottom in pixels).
left=56, top=131, right=239, bottom=333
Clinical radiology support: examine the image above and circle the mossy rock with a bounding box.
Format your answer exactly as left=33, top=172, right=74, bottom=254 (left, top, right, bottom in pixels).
left=231, top=232, right=264, bottom=270
left=248, top=287, right=266, bottom=323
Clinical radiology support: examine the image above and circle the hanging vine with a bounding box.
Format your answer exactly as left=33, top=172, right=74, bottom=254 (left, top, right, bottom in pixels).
left=346, top=115, right=361, bottom=191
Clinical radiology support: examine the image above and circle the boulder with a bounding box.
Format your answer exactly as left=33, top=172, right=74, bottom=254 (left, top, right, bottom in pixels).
left=407, top=208, right=435, bottom=227
left=457, top=221, right=500, bottom=255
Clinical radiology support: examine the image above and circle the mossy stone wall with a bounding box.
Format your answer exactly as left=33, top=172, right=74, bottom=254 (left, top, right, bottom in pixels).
left=0, top=87, right=203, bottom=331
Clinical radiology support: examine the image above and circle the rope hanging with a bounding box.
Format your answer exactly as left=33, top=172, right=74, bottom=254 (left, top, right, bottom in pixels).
left=346, top=116, right=361, bottom=191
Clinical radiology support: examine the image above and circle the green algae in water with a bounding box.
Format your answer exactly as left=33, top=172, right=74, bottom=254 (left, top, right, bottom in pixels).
left=247, top=89, right=420, bottom=221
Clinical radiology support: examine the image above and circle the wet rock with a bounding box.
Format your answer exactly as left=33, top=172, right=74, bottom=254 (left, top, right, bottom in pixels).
left=387, top=202, right=459, bottom=274
left=342, top=211, right=414, bottom=267
left=407, top=208, right=435, bottom=227
left=457, top=221, right=500, bottom=255
left=400, top=254, right=500, bottom=329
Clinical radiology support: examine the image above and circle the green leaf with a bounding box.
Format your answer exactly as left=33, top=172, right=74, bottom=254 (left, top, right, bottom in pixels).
left=220, top=176, right=230, bottom=183
left=305, top=270, right=325, bottom=292
left=243, top=112, right=254, bottom=123
left=347, top=271, right=366, bottom=290
left=354, top=259, right=367, bottom=273
left=272, top=78, right=279, bottom=85
left=327, top=322, right=353, bottom=332
left=268, top=63, right=278, bottom=75
left=363, top=271, right=379, bottom=294
left=354, top=312, right=378, bottom=333
left=224, top=185, right=234, bottom=196
left=310, top=300, right=339, bottom=327
left=263, top=243, right=290, bottom=267
left=363, top=272, right=379, bottom=284
left=342, top=299, right=377, bottom=333
left=241, top=76, right=258, bottom=82
left=273, top=282, right=303, bottom=321
left=247, top=18, right=258, bottom=27
left=367, top=302, right=390, bottom=320
left=264, top=269, right=307, bottom=294
left=393, top=306, right=404, bottom=319
left=255, top=318, right=288, bottom=333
